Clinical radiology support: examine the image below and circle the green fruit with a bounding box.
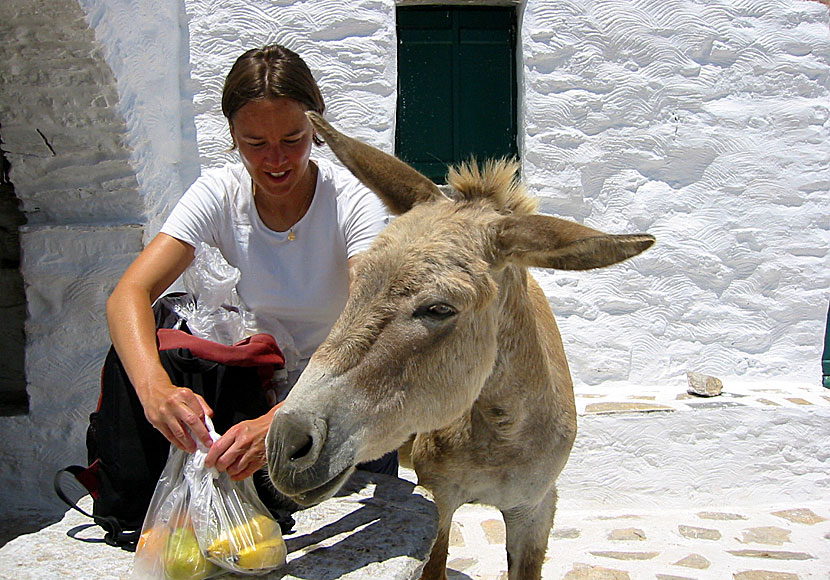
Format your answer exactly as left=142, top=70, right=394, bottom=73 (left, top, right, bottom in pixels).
left=163, top=527, right=216, bottom=580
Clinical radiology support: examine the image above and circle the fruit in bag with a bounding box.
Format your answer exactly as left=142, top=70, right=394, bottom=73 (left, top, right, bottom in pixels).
left=163, top=527, right=218, bottom=580
left=206, top=514, right=279, bottom=559
left=236, top=536, right=287, bottom=570
left=137, top=525, right=169, bottom=560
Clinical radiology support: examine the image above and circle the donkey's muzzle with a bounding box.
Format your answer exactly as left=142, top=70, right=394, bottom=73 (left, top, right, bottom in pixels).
left=266, top=409, right=356, bottom=505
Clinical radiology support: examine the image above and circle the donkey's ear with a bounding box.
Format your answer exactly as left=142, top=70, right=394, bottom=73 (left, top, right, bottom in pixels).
left=495, top=214, right=655, bottom=270
left=307, top=112, right=442, bottom=214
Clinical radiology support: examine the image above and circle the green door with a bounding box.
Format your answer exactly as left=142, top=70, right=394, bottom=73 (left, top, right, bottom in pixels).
left=396, top=6, right=518, bottom=183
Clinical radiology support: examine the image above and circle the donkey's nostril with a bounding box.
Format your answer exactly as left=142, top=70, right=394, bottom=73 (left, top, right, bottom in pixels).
left=290, top=435, right=314, bottom=462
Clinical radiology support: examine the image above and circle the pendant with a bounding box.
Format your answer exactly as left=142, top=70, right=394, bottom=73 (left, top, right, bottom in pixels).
left=287, top=230, right=296, bottom=241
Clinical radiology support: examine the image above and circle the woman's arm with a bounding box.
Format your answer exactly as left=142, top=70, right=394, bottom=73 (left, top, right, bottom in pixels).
left=106, top=233, right=214, bottom=452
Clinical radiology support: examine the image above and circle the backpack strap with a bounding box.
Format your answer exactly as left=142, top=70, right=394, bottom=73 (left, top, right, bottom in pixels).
left=53, top=465, right=139, bottom=551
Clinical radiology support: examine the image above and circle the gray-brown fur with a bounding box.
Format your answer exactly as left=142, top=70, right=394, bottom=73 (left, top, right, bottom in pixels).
left=266, top=113, right=654, bottom=580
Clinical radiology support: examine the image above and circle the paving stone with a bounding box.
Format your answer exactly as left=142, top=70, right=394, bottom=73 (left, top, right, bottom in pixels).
left=551, top=527, right=581, bottom=540
left=656, top=575, right=696, bottom=580
left=732, top=571, right=800, bottom=580
left=757, top=398, right=782, bottom=406
left=563, top=563, right=631, bottom=579
left=673, top=553, right=711, bottom=569
left=608, top=527, right=646, bottom=541
left=585, top=402, right=674, bottom=414
left=739, top=526, right=791, bottom=546
left=685, top=400, right=748, bottom=409
left=698, top=511, right=748, bottom=521
left=785, top=397, right=812, bottom=405
left=481, top=518, right=506, bottom=544
left=727, top=549, right=815, bottom=560
left=678, top=525, right=722, bottom=540
left=589, top=550, right=660, bottom=560
left=686, top=371, right=723, bottom=397
left=771, top=508, right=827, bottom=525
left=449, top=521, right=465, bottom=547
left=447, top=556, right=477, bottom=571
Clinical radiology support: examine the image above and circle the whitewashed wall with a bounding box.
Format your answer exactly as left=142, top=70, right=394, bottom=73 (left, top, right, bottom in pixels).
left=520, top=0, right=830, bottom=387
left=0, top=0, right=827, bottom=515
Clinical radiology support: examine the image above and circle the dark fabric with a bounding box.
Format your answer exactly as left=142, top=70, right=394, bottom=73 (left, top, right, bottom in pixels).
left=58, top=294, right=287, bottom=550
left=87, top=335, right=284, bottom=543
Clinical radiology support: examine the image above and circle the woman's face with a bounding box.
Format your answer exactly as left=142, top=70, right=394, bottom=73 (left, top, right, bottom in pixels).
left=230, top=98, right=315, bottom=201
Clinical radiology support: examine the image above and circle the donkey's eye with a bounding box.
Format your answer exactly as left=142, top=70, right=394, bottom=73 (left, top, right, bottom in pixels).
left=416, top=302, right=457, bottom=320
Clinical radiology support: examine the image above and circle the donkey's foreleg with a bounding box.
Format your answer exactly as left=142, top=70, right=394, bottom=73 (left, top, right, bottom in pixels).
left=502, top=485, right=557, bottom=580
left=419, top=499, right=461, bottom=580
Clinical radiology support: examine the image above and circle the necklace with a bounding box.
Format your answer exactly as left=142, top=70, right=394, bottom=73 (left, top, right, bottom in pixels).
left=253, top=179, right=314, bottom=241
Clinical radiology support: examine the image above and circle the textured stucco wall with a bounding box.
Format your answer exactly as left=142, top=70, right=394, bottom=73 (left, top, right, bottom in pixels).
left=0, top=0, right=145, bottom=517
left=520, top=0, right=830, bottom=387
left=0, top=0, right=827, bottom=516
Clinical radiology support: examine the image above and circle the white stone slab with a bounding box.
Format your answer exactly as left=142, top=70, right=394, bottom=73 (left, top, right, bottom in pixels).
left=0, top=471, right=437, bottom=580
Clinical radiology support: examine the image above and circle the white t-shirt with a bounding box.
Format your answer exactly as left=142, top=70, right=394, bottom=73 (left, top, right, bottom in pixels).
left=160, top=158, right=390, bottom=365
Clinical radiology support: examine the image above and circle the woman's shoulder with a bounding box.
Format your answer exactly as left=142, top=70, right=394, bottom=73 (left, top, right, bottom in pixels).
left=185, top=162, right=247, bottom=205
left=314, top=157, right=372, bottom=201
left=197, top=161, right=247, bottom=191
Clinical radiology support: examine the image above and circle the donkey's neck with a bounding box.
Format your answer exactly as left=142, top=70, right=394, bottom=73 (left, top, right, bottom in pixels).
left=477, top=264, right=574, bottom=412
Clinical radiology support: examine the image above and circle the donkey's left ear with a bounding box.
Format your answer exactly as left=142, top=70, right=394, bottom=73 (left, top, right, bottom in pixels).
left=495, top=214, right=655, bottom=270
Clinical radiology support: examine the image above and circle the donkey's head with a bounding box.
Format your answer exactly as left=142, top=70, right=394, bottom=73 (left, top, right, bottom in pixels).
left=265, top=113, right=654, bottom=505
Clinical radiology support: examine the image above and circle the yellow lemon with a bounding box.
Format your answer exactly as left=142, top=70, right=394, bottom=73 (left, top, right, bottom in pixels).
left=235, top=536, right=287, bottom=570
left=206, top=514, right=279, bottom=559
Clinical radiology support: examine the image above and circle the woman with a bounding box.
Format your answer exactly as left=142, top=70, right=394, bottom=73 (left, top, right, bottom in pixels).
left=106, top=44, right=393, bottom=487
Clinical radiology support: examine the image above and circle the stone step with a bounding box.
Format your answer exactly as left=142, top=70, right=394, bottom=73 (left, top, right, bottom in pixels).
left=560, top=379, right=830, bottom=510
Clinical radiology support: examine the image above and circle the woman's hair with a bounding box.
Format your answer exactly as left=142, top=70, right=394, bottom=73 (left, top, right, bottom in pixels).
left=222, top=44, right=325, bottom=145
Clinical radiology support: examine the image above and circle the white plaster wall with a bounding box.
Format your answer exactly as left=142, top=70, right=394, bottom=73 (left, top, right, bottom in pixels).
left=520, top=0, right=830, bottom=387
left=78, top=0, right=200, bottom=239
left=184, top=0, right=398, bottom=168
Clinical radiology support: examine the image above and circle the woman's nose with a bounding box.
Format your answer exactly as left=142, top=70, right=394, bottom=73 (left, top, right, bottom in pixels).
left=265, top=144, right=285, bottom=165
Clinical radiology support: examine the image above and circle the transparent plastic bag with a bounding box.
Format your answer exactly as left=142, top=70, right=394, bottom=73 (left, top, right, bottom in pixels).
left=180, top=243, right=257, bottom=345
left=178, top=243, right=302, bottom=370
left=130, top=417, right=286, bottom=579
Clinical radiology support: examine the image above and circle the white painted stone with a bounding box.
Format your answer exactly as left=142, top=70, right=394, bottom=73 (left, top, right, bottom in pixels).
left=0, top=472, right=437, bottom=580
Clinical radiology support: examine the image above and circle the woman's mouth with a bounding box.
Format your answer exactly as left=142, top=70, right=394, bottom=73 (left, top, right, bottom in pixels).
left=267, top=169, right=289, bottom=181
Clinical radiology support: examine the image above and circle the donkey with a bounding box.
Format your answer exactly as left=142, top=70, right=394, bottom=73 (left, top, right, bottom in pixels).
left=266, top=112, right=654, bottom=580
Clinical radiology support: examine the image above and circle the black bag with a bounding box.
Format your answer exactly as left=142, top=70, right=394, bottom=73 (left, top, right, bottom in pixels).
left=55, top=294, right=286, bottom=551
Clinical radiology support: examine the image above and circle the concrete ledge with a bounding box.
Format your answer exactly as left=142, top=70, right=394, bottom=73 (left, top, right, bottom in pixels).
left=0, top=471, right=437, bottom=580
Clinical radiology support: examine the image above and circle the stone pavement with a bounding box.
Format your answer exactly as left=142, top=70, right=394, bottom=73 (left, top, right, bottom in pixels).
left=442, top=501, right=830, bottom=580
left=0, top=471, right=437, bottom=580
left=406, top=379, right=830, bottom=579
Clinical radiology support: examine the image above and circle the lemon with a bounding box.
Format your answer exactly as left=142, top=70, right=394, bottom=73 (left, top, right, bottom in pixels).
left=235, top=536, right=287, bottom=570
left=206, top=514, right=279, bottom=559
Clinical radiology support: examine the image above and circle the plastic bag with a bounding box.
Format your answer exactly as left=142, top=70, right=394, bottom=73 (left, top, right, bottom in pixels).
left=177, top=244, right=302, bottom=372
left=130, top=417, right=286, bottom=579
left=179, top=243, right=257, bottom=345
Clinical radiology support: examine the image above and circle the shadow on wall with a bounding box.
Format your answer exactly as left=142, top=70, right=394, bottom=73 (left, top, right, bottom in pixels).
left=0, top=133, right=27, bottom=416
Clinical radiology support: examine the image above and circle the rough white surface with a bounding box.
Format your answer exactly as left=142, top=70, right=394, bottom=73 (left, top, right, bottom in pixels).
left=520, top=0, right=830, bottom=387
left=184, top=0, right=398, bottom=169
left=560, top=405, right=830, bottom=509
left=77, top=0, right=201, bottom=240
left=0, top=472, right=438, bottom=580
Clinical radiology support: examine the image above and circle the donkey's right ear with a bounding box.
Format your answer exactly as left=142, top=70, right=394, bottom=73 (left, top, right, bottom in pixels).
left=495, top=214, right=655, bottom=271
left=306, top=112, right=442, bottom=214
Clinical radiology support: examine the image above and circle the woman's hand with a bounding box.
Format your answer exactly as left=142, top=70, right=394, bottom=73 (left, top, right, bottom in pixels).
left=205, top=404, right=282, bottom=480
left=140, top=379, right=214, bottom=453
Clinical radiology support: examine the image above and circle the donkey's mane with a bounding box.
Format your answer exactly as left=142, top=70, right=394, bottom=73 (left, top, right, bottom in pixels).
left=446, top=158, right=538, bottom=216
